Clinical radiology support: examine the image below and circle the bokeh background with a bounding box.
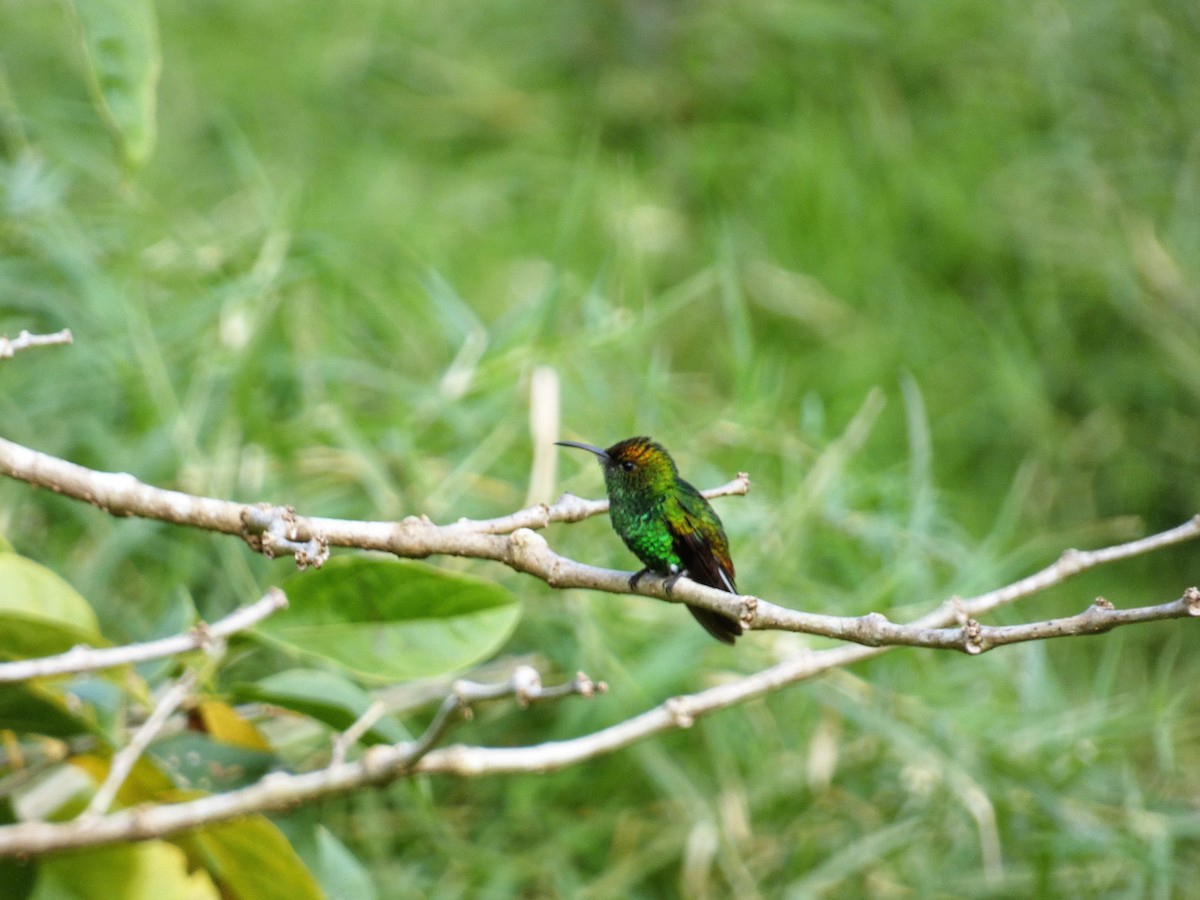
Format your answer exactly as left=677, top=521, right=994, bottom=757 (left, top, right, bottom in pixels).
left=2, top=0, right=1199, bottom=895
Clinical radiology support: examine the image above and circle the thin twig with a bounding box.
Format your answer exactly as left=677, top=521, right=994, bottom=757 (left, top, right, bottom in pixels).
left=331, top=667, right=606, bottom=769
left=330, top=701, right=388, bottom=767
left=746, top=586, right=1200, bottom=651
left=0, top=589, right=287, bottom=684
left=0, top=328, right=73, bottom=359
left=83, top=666, right=204, bottom=817
left=449, top=473, right=752, bottom=535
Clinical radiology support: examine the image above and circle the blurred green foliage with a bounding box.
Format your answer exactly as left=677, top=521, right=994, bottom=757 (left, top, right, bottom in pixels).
left=1, top=0, right=1198, bottom=895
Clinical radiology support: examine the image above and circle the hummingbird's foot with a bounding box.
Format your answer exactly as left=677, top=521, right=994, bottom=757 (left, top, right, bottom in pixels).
left=663, top=573, right=683, bottom=596
left=629, top=568, right=652, bottom=591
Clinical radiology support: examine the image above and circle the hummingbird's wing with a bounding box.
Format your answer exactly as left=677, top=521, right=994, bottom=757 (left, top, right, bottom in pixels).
left=668, top=486, right=737, bottom=593
left=667, top=487, right=743, bottom=645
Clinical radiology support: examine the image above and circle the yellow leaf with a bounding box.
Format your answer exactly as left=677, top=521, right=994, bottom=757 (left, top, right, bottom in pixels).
left=70, top=753, right=174, bottom=806
left=195, top=700, right=271, bottom=751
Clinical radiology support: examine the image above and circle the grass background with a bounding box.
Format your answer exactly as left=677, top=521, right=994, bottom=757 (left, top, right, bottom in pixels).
left=2, top=0, right=1199, bottom=895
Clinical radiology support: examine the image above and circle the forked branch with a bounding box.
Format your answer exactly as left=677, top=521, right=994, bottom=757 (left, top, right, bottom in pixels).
left=1, top=337, right=1197, bottom=856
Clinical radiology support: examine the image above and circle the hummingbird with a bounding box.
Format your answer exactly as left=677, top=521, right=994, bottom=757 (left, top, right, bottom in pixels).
left=555, top=436, right=743, bottom=644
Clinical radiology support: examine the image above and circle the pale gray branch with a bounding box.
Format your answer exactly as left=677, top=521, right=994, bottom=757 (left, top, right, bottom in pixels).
left=0, top=590, right=1191, bottom=855
left=83, top=634, right=233, bottom=818
left=4, top=434, right=1196, bottom=644
left=0, top=424, right=1198, bottom=855
left=0, top=666, right=608, bottom=855
left=332, top=666, right=606, bottom=768
left=329, top=700, right=388, bottom=768
left=83, top=667, right=202, bottom=818
left=0, top=328, right=73, bottom=359
left=0, top=589, right=287, bottom=684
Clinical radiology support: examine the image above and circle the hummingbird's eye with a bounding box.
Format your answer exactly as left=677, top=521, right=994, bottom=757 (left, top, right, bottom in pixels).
left=621, top=460, right=635, bottom=472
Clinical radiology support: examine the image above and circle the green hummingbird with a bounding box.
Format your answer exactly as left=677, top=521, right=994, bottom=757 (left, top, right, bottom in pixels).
left=555, top=436, right=743, bottom=644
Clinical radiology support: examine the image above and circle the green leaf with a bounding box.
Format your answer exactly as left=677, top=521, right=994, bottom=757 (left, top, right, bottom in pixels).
left=0, top=797, right=35, bottom=900
left=178, top=815, right=323, bottom=900
left=269, top=809, right=378, bottom=900
left=63, top=0, right=161, bottom=170
left=232, top=668, right=407, bottom=745
left=63, top=676, right=128, bottom=739
left=135, top=588, right=199, bottom=684
left=305, top=826, right=378, bottom=900
left=0, top=555, right=105, bottom=660
left=147, top=733, right=277, bottom=793
left=0, top=614, right=106, bottom=663
left=257, top=558, right=521, bottom=682
left=0, top=682, right=100, bottom=738
left=31, top=841, right=219, bottom=900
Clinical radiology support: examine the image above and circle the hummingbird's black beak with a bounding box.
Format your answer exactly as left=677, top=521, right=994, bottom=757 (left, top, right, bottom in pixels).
left=555, top=440, right=610, bottom=461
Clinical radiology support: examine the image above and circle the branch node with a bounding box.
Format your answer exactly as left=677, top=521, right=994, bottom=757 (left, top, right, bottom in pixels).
left=190, top=621, right=211, bottom=650
left=572, top=671, right=607, bottom=698
left=243, top=506, right=329, bottom=568
left=1092, top=596, right=1115, bottom=610
left=293, top=534, right=330, bottom=570
left=546, top=557, right=565, bottom=587
left=854, top=612, right=889, bottom=646
left=507, top=528, right=549, bottom=571
left=511, top=665, right=542, bottom=707
left=240, top=504, right=269, bottom=551
left=739, top=595, right=759, bottom=628
left=244, top=505, right=298, bottom=557
left=665, top=697, right=695, bottom=729
left=962, top=619, right=984, bottom=655
left=1184, top=586, right=1200, bottom=616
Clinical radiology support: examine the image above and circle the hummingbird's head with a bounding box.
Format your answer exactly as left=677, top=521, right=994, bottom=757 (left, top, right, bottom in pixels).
left=556, top=436, right=677, bottom=497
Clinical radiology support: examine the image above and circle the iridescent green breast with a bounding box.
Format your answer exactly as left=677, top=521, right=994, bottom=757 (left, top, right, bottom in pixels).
left=609, top=501, right=681, bottom=574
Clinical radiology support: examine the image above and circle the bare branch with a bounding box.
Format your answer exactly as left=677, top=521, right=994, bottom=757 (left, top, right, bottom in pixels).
left=0, top=589, right=287, bottom=684
left=0, top=419, right=1197, bottom=856
left=941, top=521, right=1200, bottom=622
left=0, top=590, right=1189, bottom=855
left=5, top=434, right=1196, bottom=644
left=751, top=590, right=1200, bottom=655
left=0, top=666, right=606, bottom=855
left=0, top=436, right=745, bottom=563
left=331, top=666, right=606, bottom=767
left=330, top=700, right=388, bottom=767
left=83, top=631, right=234, bottom=819
left=83, top=667, right=203, bottom=818
left=0, top=328, right=73, bottom=359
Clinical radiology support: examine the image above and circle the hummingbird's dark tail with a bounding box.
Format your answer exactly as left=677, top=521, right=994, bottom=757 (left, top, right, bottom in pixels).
left=686, top=604, right=742, bottom=644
